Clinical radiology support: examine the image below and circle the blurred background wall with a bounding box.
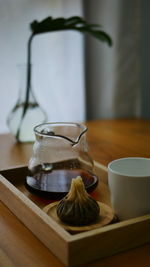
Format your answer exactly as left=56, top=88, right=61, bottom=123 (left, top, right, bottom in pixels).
left=141, top=0, right=150, bottom=118
left=0, top=0, right=85, bottom=133
left=0, top=0, right=150, bottom=134
left=84, top=0, right=141, bottom=119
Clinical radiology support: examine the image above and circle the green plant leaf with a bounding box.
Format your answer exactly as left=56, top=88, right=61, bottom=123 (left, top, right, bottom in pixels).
left=30, top=16, right=112, bottom=46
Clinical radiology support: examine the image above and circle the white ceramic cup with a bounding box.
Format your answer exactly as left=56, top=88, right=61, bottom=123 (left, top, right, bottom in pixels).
left=108, top=157, right=150, bottom=220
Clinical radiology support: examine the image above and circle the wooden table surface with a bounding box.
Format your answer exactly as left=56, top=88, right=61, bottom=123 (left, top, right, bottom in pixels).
left=0, top=119, right=150, bottom=266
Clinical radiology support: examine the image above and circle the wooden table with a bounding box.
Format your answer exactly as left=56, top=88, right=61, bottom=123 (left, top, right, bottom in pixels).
left=0, top=119, right=150, bottom=266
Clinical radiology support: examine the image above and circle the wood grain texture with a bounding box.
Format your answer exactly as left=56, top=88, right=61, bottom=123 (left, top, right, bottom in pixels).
left=0, top=172, right=70, bottom=266
left=0, top=201, right=63, bottom=267
left=69, top=215, right=150, bottom=267
left=87, top=119, right=150, bottom=166
left=1, top=164, right=150, bottom=266
left=0, top=119, right=150, bottom=266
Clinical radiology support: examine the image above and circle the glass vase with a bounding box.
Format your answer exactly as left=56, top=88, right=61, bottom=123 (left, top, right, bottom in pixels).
left=7, top=64, right=47, bottom=143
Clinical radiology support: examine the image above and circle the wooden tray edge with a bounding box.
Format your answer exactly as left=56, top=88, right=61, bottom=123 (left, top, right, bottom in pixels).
left=0, top=173, right=71, bottom=266
left=0, top=162, right=150, bottom=267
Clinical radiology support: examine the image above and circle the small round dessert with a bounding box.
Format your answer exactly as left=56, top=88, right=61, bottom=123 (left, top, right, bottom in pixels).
left=56, top=176, right=100, bottom=226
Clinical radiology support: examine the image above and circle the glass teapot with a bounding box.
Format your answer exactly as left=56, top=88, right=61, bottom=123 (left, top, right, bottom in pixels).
left=25, top=122, right=98, bottom=199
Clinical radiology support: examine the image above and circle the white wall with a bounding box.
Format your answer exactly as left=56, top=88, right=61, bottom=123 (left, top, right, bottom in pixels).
left=0, top=0, right=85, bottom=133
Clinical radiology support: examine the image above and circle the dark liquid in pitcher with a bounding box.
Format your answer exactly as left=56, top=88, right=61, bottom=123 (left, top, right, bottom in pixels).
left=25, top=159, right=98, bottom=199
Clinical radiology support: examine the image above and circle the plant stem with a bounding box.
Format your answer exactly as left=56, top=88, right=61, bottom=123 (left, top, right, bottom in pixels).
left=16, top=33, right=34, bottom=141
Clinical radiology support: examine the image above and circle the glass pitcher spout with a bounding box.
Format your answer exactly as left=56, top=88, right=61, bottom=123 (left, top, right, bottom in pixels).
left=34, top=122, right=88, bottom=146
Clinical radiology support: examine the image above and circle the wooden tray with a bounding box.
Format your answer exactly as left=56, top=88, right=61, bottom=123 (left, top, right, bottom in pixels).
left=0, top=162, right=150, bottom=267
